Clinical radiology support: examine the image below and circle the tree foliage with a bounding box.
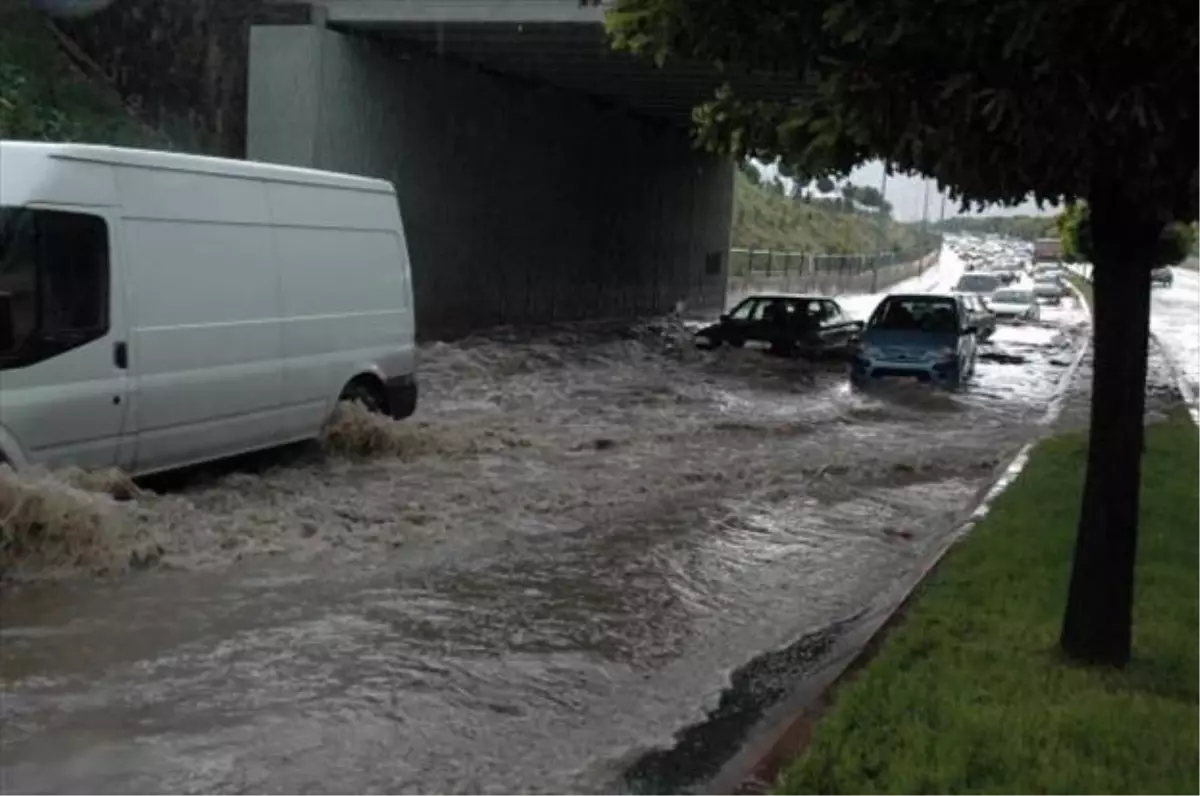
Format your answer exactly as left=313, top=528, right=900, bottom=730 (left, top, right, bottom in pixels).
left=1056, top=202, right=1092, bottom=261
left=1059, top=202, right=1196, bottom=265
left=814, top=176, right=836, bottom=194
left=775, top=160, right=811, bottom=186
left=854, top=185, right=886, bottom=209
left=607, top=0, right=1196, bottom=225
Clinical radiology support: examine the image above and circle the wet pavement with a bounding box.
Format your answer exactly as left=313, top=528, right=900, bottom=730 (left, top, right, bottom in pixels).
left=1, top=249, right=1095, bottom=794
left=1151, top=266, right=1199, bottom=413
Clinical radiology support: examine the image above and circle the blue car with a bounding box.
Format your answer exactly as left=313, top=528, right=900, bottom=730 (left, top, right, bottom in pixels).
left=850, top=293, right=979, bottom=389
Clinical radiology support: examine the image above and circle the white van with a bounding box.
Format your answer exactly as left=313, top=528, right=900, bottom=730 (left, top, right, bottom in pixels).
left=0, top=141, right=417, bottom=475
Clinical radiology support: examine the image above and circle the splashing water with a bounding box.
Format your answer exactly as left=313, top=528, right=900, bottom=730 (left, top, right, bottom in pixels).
left=0, top=465, right=161, bottom=578
left=0, top=313, right=1079, bottom=582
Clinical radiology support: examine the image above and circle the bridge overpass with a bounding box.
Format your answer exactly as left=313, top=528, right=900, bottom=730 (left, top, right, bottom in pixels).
left=248, top=1, right=798, bottom=337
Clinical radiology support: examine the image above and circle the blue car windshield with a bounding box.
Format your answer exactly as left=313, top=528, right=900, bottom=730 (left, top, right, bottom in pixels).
left=871, top=297, right=959, bottom=334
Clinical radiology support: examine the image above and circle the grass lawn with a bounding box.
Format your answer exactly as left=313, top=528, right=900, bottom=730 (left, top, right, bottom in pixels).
left=776, top=409, right=1199, bottom=795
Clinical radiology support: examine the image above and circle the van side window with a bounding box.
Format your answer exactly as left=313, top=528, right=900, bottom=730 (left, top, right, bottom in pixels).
left=39, top=212, right=109, bottom=334
left=0, top=208, right=110, bottom=369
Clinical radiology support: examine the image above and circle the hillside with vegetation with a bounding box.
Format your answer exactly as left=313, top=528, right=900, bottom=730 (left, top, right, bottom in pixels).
left=0, top=4, right=165, bottom=146
left=933, top=213, right=1058, bottom=240
left=732, top=169, right=935, bottom=255
left=1, top=0, right=304, bottom=154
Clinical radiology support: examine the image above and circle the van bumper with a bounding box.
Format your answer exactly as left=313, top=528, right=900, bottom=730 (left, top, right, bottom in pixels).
left=385, top=373, right=418, bottom=420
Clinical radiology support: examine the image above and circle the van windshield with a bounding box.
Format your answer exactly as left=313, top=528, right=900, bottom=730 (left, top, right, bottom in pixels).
left=0, top=207, right=110, bottom=366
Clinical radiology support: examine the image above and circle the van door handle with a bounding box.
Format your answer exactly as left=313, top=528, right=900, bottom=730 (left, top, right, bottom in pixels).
left=113, top=341, right=128, bottom=370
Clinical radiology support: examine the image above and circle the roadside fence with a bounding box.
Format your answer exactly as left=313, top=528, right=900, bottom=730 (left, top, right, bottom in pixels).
left=726, top=245, right=942, bottom=305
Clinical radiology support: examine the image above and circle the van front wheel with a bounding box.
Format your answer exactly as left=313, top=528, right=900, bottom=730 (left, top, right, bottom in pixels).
left=340, top=378, right=387, bottom=415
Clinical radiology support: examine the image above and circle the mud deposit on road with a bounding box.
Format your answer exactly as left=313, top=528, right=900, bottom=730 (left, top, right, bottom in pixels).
left=2, top=303, right=1087, bottom=793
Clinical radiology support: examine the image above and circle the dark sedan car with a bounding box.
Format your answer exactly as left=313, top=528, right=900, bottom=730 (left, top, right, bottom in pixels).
left=1151, top=267, right=1174, bottom=288
left=695, top=294, right=863, bottom=358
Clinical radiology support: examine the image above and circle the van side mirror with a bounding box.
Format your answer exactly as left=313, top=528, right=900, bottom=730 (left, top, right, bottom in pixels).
left=719, top=313, right=730, bottom=323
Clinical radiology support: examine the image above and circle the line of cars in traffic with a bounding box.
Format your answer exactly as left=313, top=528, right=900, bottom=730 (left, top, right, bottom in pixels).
left=694, top=289, right=986, bottom=390
left=694, top=235, right=1069, bottom=391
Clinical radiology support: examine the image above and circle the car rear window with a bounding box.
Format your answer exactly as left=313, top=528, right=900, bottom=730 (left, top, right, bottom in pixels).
left=993, top=290, right=1033, bottom=303
left=870, top=296, right=959, bottom=334
left=954, top=274, right=1000, bottom=292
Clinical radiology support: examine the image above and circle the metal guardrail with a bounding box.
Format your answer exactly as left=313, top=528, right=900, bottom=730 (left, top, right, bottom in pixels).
left=726, top=246, right=941, bottom=300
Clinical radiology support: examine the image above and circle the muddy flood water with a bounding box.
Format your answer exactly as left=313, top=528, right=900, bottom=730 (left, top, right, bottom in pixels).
left=1, top=264, right=1093, bottom=793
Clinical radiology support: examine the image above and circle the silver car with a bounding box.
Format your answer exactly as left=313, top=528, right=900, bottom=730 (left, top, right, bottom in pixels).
left=1033, top=276, right=1068, bottom=304
left=988, top=287, right=1041, bottom=321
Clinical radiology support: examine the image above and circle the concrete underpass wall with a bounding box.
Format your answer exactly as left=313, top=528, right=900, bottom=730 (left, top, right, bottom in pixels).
left=247, top=24, right=733, bottom=339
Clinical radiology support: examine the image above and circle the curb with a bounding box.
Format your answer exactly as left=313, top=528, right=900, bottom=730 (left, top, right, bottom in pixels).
left=703, top=285, right=1093, bottom=795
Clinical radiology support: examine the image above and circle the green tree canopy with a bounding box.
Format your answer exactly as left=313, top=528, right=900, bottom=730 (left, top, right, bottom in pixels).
left=1059, top=203, right=1196, bottom=265
left=775, top=160, right=811, bottom=186
left=854, top=185, right=886, bottom=209
left=814, top=176, right=835, bottom=194
left=736, top=159, right=761, bottom=182
left=608, top=0, right=1198, bottom=668
left=608, top=0, right=1195, bottom=222
left=1057, top=202, right=1092, bottom=261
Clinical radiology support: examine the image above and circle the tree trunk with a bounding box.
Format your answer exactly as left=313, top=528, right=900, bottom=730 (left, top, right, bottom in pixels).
left=1060, top=190, right=1162, bottom=668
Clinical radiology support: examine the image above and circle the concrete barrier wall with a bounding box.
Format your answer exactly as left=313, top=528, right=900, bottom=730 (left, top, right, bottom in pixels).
left=247, top=24, right=733, bottom=340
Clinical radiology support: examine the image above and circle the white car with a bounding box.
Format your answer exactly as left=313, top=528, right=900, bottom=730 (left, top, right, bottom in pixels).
left=988, top=288, right=1041, bottom=322
left=1034, top=266, right=1066, bottom=283
left=953, top=272, right=1004, bottom=296
left=0, top=141, right=418, bottom=475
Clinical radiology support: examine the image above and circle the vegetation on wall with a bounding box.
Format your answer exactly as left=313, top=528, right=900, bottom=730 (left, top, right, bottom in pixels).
left=0, top=3, right=164, bottom=146
left=51, top=0, right=308, bottom=156
left=1, top=0, right=307, bottom=155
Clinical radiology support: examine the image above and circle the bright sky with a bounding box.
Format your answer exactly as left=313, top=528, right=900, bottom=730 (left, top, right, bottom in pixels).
left=756, top=159, right=1059, bottom=223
